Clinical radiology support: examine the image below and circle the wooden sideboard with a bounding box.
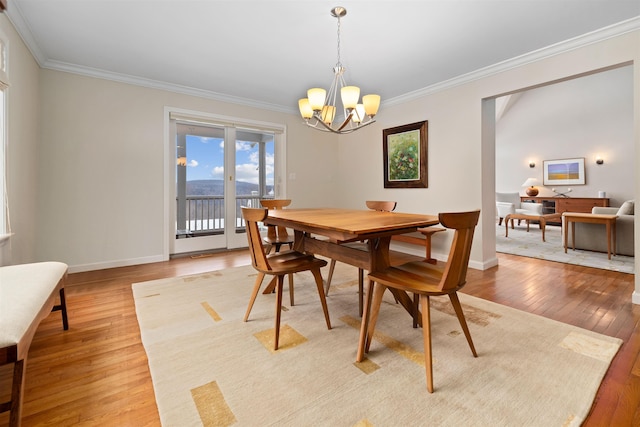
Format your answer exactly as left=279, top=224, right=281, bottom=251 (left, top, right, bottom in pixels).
left=520, top=196, right=609, bottom=215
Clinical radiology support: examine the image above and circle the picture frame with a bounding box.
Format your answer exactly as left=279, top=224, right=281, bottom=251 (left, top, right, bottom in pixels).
left=383, top=120, right=428, bottom=188
left=543, top=157, right=586, bottom=185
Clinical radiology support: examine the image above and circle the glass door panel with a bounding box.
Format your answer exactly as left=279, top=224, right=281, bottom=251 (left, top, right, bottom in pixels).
left=174, top=123, right=226, bottom=254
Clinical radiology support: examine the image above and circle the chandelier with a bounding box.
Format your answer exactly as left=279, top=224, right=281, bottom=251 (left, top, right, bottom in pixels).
left=298, top=6, right=380, bottom=134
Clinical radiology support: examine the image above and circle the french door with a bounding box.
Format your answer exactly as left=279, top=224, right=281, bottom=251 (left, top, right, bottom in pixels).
left=168, top=112, right=283, bottom=256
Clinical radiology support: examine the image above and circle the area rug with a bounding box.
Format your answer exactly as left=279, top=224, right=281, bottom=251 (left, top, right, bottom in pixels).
left=496, top=222, right=634, bottom=274
left=133, top=263, right=622, bottom=426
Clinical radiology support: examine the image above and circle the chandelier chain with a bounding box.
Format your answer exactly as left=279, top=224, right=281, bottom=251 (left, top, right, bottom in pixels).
left=336, top=16, right=341, bottom=67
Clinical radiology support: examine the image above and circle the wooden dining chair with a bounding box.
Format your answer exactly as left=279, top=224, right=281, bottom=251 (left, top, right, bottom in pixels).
left=325, top=200, right=397, bottom=317
left=260, top=199, right=294, bottom=254
left=358, top=209, right=481, bottom=393
left=242, top=207, right=332, bottom=350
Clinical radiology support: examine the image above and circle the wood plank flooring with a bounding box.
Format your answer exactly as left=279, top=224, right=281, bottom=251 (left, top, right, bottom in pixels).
left=1, top=250, right=639, bottom=426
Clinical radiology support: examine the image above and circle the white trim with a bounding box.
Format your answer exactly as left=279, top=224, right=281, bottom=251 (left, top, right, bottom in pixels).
left=67, top=255, right=166, bottom=274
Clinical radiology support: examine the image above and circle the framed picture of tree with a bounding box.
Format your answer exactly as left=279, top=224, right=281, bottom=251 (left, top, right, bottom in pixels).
left=383, top=120, right=428, bottom=188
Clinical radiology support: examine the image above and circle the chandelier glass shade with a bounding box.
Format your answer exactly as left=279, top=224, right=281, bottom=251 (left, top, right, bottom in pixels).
left=298, top=7, right=380, bottom=134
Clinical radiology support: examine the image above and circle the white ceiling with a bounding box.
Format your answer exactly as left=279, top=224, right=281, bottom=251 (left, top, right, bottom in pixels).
left=6, top=1, right=640, bottom=114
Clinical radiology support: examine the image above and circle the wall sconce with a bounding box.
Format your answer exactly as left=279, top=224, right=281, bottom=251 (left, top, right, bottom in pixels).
left=177, top=156, right=187, bottom=167
left=528, top=160, right=535, bottom=168
left=595, top=156, right=604, bottom=165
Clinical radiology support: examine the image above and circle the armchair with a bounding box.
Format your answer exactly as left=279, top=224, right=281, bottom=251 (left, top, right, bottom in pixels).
left=496, top=192, right=543, bottom=226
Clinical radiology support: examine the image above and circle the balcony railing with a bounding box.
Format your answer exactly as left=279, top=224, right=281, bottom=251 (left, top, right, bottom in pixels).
left=176, top=195, right=265, bottom=238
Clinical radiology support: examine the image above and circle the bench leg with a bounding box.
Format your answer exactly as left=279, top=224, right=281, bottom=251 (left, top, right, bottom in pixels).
left=9, top=359, right=25, bottom=427
left=52, top=287, right=69, bottom=330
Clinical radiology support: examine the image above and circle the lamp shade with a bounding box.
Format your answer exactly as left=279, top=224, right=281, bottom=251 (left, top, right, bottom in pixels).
left=341, top=86, right=360, bottom=110
left=522, top=178, right=541, bottom=188
left=298, top=98, right=313, bottom=119
left=308, top=88, right=327, bottom=111
left=362, top=94, right=380, bottom=116
left=352, top=104, right=365, bottom=123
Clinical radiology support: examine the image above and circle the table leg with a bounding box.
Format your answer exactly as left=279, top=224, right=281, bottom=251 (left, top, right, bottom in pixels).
left=613, top=220, right=617, bottom=257
left=564, top=219, right=569, bottom=253
left=606, top=221, right=612, bottom=260
left=540, top=217, right=546, bottom=242
left=505, top=214, right=511, bottom=238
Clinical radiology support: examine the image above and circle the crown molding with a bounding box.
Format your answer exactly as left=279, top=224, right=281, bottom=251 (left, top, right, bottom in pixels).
left=5, top=3, right=639, bottom=114
left=43, top=59, right=295, bottom=114
left=5, top=0, right=47, bottom=65
left=384, top=16, right=640, bottom=107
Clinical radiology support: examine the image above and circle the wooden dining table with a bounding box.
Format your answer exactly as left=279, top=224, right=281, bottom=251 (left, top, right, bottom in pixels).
left=264, top=208, right=440, bottom=316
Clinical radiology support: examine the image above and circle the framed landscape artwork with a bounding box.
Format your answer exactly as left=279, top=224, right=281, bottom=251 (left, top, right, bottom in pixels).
left=383, top=120, right=428, bottom=188
left=543, top=157, right=586, bottom=185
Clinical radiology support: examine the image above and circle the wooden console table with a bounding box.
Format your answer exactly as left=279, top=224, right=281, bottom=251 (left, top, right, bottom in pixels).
left=562, top=212, right=617, bottom=260
left=520, top=196, right=609, bottom=215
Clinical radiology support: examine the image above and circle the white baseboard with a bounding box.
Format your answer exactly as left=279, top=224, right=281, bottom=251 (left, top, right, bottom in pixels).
left=633, top=290, right=640, bottom=305
left=67, top=254, right=167, bottom=274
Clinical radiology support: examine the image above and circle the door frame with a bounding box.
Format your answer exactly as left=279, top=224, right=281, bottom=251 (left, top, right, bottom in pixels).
left=163, top=106, right=287, bottom=259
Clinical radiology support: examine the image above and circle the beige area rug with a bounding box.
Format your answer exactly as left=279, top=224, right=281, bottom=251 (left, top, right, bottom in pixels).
left=133, top=262, right=622, bottom=427
left=496, top=222, right=635, bottom=274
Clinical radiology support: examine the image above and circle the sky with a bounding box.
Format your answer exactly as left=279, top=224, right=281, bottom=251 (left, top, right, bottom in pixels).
left=183, top=135, right=274, bottom=186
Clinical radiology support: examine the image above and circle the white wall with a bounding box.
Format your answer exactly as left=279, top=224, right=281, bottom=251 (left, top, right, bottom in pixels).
left=34, top=70, right=339, bottom=271
left=0, top=14, right=40, bottom=265
left=335, top=30, right=639, bottom=301
left=496, top=66, right=634, bottom=207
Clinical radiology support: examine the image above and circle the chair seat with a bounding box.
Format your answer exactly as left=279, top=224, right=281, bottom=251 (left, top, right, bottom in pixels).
left=263, top=235, right=294, bottom=245
left=265, top=250, right=327, bottom=275
left=368, top=261, right=449, bottom=296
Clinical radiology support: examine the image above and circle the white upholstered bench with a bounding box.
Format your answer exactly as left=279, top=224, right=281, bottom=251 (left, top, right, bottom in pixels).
left=0, top=261, right=69, bottom=426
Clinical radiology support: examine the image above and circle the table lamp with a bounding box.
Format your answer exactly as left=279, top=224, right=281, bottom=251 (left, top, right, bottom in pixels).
left=522, top=178, right=541, bottom=196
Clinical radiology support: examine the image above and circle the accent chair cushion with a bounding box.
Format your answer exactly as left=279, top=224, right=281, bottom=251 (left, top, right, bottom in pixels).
left=617, top=200, right=634, bottom=216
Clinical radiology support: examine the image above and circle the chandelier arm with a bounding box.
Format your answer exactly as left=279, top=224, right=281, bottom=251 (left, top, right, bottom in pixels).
left=337, top=112, right=354, bottom=131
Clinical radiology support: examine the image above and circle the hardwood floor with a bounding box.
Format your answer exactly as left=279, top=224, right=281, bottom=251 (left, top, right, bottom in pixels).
left=2, top=250, right=639, bottom=426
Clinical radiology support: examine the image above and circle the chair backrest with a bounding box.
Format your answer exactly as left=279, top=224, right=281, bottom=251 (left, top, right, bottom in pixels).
left=495, top=192, right=520, bottom=206
left=365, top=200, right=397, bottom=212
left=260, top=199, right=292, bottom=241
left=437, top=210, right=481, bottom=292
left=242, top=207, right=272, bottom=272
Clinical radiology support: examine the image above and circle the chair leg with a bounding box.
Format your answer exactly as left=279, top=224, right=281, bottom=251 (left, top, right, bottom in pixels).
left=356, top=279, right=376, bottom=362
left=325, top=259, right=336, bottom=294
left=274, top=275, right=285, bottom=350
left=448, top=292, right=477, bottom=357
left=244, top=272, right=266, bottom=322
left=364, top=282, right=386, bottom=354
left=288, top=273, right=295, bottom=306
left=310, top=268, right=332, bottom=330
left=358, top=268, right=364, bottom=317
left=420, top=294, right=434, bottom=393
